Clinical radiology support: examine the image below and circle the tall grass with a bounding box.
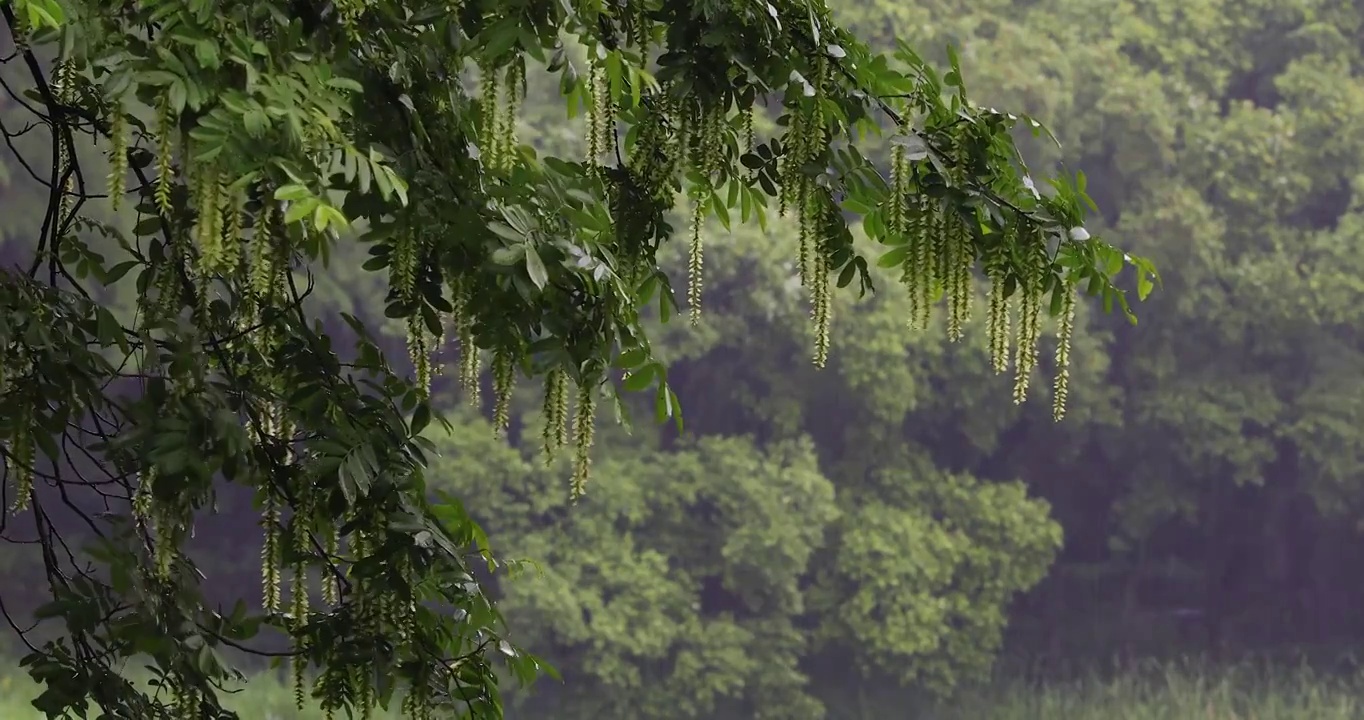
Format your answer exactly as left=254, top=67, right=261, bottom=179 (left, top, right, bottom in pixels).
left=0, top=660, right=1360, bottom=718
left=929, top=659, right=1364, bottom=720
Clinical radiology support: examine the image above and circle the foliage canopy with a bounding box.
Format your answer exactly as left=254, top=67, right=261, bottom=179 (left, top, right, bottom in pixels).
left=0, top=0, right=1154, bottom=717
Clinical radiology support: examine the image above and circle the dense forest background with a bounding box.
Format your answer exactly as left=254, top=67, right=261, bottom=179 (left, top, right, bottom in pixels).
left=4, top=0, right=1364, bottom=717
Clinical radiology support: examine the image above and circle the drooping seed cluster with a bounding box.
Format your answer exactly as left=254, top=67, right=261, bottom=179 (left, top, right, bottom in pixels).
left=585, top=55, right=615, bottom=169
left=480, top=60, right=525, bottom=173
left=884, top=141, right=1076, bottom=417
left=106, top=102, right=127, bottom=212
left=541, top=368, right=571, bottom=463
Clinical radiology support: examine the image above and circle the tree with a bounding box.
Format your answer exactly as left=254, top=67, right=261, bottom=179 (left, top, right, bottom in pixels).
left=0, top=0, right=1155, bottom=718
left=819, top=0, right=1364, bottom=662
left=424, top=386, right=1062, bottom=718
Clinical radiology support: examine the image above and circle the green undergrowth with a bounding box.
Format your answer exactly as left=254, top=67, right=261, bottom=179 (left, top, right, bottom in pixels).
left=0, top=659, right=1360, bottom=719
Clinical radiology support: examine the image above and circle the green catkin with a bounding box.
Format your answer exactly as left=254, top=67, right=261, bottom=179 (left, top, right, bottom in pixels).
left=452, top=280, right=480, bottom=406
left=53, top=61, right=73, bottom=228
left=132, top=468, right=154, bottom=526
left=943, top=215, right=961, bottom=340
left=392, top=225, right=418, bottom=302
left=347, top=518, right=366, bottom=587
left=336, top=0, right=363, bottom=42
left=499, top=62, right=523, bottom=166
left=781, top=58, right=828, bottom=220
left=557, top=376, right=571, bottom=450
left=194, top=162, right=222, bottom=276
left=687, top=195, right=705, bottom=325
left=107, top=104, right=127, bottom=212
left=402, top=678, right=433, bottom=720
left=348, top=525, right=375, bottom=720
left=630, top=94, right=683, bottom=201
left=358, top=526, right=380, bottom=720
left=986, top=254, right=1013, bottom=374
left=220, top=187, right=244, bottom=275
left=175, top=682, right=197, bottom=719
left=270, top=221, right=291, bottom=300
left=401, top=682, right=419, bottom=719
left=249, top=184, right=276, bottom=302
left=687, top=106, right=725, bottom=325
left=597, top=63, right=614, bottom=160
left=945, top=215, right=973, bottom=342
left=587, top=60, right=609, bottom=167
left=778, top=118, right=801, bottom=217
left=407, top=315, right=431, bottom=398
left=955, top=218, right=975, bottom=328
left=315, top=664, right=346, bottom=720
left=933, top=205, right=951, bottom=315
left=916, top=200, right=940, bottom=330
left=801, top=59, right=837, bottom=365
left=742, top=106, right=755, bottom=161
left=626, top=104, right=659, bottom=171
left=356, top=665, right=374, bottom=720
left=373, top=546, right=394, bottom=635
left=292, top=635, right=307, bottom=711
left=702, top=105, right=725, bottom=175
left=492, top=349, right=515, bottom=436
left=569, top=382, right=596, bottom=501
left=1053, top=283, right=1076, bottom=421
left=796, top=182, right=813, bottom=288
left=812, top=223, right=832, bottom=368
left=261, top=489, right=282, bottom=613
left=153, top=504, right=177, bottom=581
left=322, top=527, right=340, bottom=606
left=291, top=490, right=310, bottom=711
left=903, top=195, right=928, bottom=329
left=479, top=61, right=502, bottom=170
left=207, top=175, right=226, bottom=272
left=260, top=401, right=283, bottom=614
left=154, top=256, right=180, bottom=319
left=7, top=406, right=32, bottom=514
left=1013, top=232, right=1045, bottom=404
left=667, top=95, right=691, bottom=188
left=625, top=0, right=652, bottom=51
left=393, top=555, right=416, bottom=644
left=448, top=277, right=479, bottom=404
left=155, top=95, right=175, bottom=215
left=888, top=145, right=908, bottom=237
left=541, top=369, right=568, bottom=463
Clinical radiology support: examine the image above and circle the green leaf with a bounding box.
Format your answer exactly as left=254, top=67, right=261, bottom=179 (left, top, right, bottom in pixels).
left=273, top=184, right=312, bottom=202
left=103, top=260, right=139, bottom=284
left=491, top=245, right=526, bottom=266
left=412, top=402, right=431, bottom=435
left=622, top=364, right=655, bottom=392
left=837, top=261, right=857, bottom=288
left=613, top=347, right=648, bottom=369
left=876, top=245, right=911, bottom=268
left=489, top=222, right=523, bottom=242
left=524, top=246, right=549, bottom=290
left=283, top=198, right=319, bottom=225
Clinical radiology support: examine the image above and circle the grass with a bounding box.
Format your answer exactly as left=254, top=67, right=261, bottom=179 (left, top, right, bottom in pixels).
left=927, top=659, right=1364, bottom=719
left=0, top=660, right=1361, bottom=718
